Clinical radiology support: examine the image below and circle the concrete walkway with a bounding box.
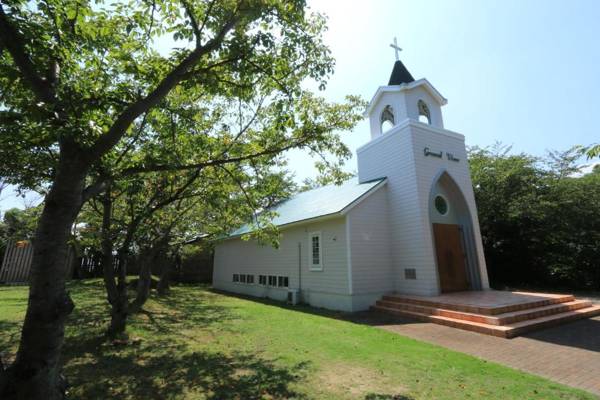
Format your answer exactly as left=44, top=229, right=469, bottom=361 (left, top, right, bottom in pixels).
left=354, top=312, right=600, bottom=397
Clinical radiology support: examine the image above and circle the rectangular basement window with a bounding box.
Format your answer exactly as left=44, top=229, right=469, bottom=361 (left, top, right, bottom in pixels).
left=277, top=276, right=289, bottom=288
left=247, top=274, right=254, bottom=284
left=259, top=275, right=266, bottom=285
left=309, top=231, right=323, bottom=271
left=233, top=274, right=239, bottom=283
left=268, top=275, right=277, bottom=286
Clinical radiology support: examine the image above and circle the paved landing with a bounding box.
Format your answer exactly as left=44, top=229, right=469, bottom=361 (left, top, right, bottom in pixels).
left=394, top=290, right=574, bottom=314
left=354, top=311, right=600, bottom=396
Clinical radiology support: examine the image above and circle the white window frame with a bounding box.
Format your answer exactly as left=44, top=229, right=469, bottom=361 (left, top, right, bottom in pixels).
left=434, top=193, right=450, bottom=216
left=308, top=231, right=323, bottom=271
left=258, top=275, right=267, bottom=286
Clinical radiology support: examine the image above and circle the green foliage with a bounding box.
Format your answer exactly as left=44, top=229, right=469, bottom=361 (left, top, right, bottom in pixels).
left=0, top=0, right=365, bottom=392
left=582, top=143, right=600, bottom=159
left=1, top=0, right=366, bottom=263
left=469, top=144, right=600, bottom=290
left=173, top=242, right=213, bottom=283
left=1, top=206, right=41, bottom=242
left=0, top=206, right=41, bottom=279
left=299, top=162, right=355, bottom=192
left=0, top=0, right=363, bottom=192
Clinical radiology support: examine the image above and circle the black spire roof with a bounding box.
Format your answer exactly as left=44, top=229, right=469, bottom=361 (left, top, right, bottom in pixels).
left=388, top=60, right=415, bottom=85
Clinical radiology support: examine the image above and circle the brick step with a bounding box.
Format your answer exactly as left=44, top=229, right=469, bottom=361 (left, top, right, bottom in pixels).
left=371, top=304, right=600, bottom=338
left=371, top=305, right=511, bottom=337
left=493, top=300, right=592, bottom=325
left=381, top=292, right=575, bottom=315
left=504, top=305, right=600, bottom=338
left=375, top=299, right=593, bottom=326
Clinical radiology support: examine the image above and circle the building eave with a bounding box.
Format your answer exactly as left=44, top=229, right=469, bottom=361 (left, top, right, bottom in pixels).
left=216, top=178, right=388, bottom=242
left=340, top=178, right=388, bottom=215
left=356, top=119, right=464, bottom=154
left=363, top=79, right=448, bottom=117
left=216, top=212, right=344, bottom=242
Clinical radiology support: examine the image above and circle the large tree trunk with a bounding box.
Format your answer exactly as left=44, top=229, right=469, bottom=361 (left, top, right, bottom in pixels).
left=0, top=154, right=87, bottom=400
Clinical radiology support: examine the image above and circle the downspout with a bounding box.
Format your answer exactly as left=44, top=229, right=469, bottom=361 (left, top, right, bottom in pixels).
left=346, top=215, right=353, bottom=296
left=297, top=242, right=302, bottom=299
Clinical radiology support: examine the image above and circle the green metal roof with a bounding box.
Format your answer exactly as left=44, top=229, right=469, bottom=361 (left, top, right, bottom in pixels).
left=228, top=177, right=386, bottom=237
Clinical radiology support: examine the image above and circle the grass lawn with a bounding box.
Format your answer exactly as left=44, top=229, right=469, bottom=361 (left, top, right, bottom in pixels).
left=0, top=280, right=595, bottom=400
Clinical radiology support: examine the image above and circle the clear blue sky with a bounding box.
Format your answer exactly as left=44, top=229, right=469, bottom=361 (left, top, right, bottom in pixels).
left=1, top=0, right=599, bottom=209
left=287, top=0, right=600, bottom=182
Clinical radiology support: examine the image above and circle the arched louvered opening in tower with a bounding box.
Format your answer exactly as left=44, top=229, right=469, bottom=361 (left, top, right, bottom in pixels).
left=418, top=99, right=431, bottom=124
left=380, top=105, right=395, bottom=133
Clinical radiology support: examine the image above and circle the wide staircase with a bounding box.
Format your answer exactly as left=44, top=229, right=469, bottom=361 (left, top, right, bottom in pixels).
left=371, top=291, right=600, bottom=338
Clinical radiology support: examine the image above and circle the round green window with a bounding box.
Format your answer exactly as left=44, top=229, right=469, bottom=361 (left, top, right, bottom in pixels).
left=434, top=195, right=448, bottom=215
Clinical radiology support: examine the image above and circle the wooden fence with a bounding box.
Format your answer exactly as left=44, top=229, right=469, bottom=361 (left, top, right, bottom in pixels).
left=0, top=240, right=74, bottom=284
left=1, top=241, right=212, bottom=284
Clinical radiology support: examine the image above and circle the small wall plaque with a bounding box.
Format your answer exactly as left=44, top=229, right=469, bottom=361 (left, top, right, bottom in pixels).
left=404, top=268, right=417, bottom=280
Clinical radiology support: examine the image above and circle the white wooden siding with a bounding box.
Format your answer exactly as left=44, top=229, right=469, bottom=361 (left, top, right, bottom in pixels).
left=346, top=186, right=394, bottom=295
left=410, top=123, right=489, bottom=289
left=213, top=217, right=350, bottom=305
left=357, top=122, right=437, bottom=295
left=357, top=120, right=489, bottom=295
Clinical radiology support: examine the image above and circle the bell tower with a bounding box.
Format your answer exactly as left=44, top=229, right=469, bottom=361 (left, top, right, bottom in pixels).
left=356, top=42, right=489, bottom=296
left=366, top=60, right=447, bottom=140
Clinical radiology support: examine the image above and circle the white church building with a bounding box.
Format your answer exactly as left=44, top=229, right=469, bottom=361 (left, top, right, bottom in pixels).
left=213, top=56, right=490, bottom=312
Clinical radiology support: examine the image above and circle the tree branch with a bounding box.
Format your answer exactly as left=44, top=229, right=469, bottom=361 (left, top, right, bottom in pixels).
left=82, top=179, right=110, bottom=204
left=218, top=164, right=260, bottom=224
left=0, top=4, right=57, bottom=104
left=198, top=0, right=216, bottom=39
left=181, top=0, right=201, bottom=46
left=87, top=12, right=241, bottom=163
left=120, top=135, right=311, bottom=176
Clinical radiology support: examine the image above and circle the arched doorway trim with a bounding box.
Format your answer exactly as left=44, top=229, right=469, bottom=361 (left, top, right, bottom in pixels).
left=428, top=169, right=482, bottom=292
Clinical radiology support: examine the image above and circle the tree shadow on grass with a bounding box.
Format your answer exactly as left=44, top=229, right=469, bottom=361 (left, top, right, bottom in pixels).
left=0, top=320, right=21, bottom=364
left=65, top=280, right=238, bottom=339
left=59, top=281, right=310, bottom=399
left=147, top=285, right=238, bottom=333
left=209, top=288, right=423, bottom=328
left=63, top=340, right=311, bottom=400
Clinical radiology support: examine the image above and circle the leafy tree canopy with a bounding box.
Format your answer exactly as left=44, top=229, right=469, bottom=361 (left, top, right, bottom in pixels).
left=469, top=144, right=600, bottom=290
left=0, top=0, right=363, bottom=193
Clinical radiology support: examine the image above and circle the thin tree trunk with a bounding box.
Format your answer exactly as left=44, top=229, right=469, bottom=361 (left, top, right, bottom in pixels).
left=131, top=232, right=170, bottom=309
left=157, top=261, right=172, bottom=296
left=158, top=244, right=180, bottom=296
left=98, top=189, right=129, bottom=339
left=100, top=192, right=118, bottom=306
left=104, top=214, right=141, bottom=337
left=0, top=155, right=86, bottom=400
left=131, top=250, right=152, bottom=311
left=107, top=253, right=129, bottom=338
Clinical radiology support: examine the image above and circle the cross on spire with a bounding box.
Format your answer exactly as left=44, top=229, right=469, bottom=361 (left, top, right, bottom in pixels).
left=389, top=37, right=402, bottom=61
